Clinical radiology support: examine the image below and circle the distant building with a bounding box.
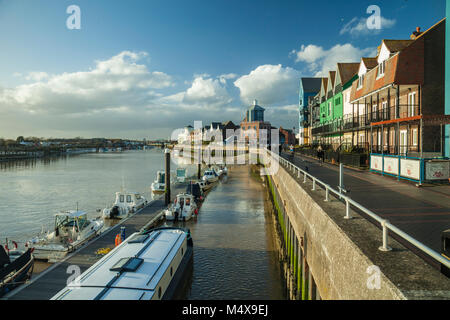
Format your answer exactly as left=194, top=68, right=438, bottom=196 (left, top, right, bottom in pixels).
left=240, top=100, right=272, bottom=145
left=279, top=127, right=296, bottom=146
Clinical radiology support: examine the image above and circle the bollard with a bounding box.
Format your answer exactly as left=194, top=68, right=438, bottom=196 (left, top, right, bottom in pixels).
left=324, top=186, right=329, bottom=202
left=344, top=199, right=353, bottom=220
left=312, top=179, right=316, bottom=191
left=303, top=172, right=307, bottom=184
left=379, top=220, right=392, bottom=252
left=165, top=148, right=171, bottom=206
left=120, top=226, right=126, bottom=242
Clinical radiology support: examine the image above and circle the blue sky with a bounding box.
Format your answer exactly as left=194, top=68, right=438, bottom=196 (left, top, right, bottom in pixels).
left=0, top=0, right=446, bottom=139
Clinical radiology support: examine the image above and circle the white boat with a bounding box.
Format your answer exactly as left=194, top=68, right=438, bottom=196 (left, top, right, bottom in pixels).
left=51, top=227, right=193, bottom=300
left=29, top=211, right=104, bottom=262
left=197, top=180, right=213, bottom=192
left=151, top=171, right=166, bottom=194
left=176, top=168, right=187, bottom=183
left=164, top=194, right=198, bottom=222
left=102, top=192, right=147, bottom=219
left=202, top=170, right=219, bottom=183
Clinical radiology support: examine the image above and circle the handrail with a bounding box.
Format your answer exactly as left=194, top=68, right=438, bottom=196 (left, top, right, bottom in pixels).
left=263, top=148, right=450, bottom=269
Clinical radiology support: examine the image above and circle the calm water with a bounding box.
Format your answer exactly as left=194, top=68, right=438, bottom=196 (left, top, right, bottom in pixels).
left=0, top=149, right=185, bottom=244
left=169, top=166, right=287, bottom=300
left=0, top=151, right=286, bottom=299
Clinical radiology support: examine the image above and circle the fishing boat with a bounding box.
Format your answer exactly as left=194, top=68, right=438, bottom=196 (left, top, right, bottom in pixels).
left=102, top=192, right=147, bottom=219
left=0, top=243, right=34, bottom=297
left=202, top=170, right=219, bottom=183
left=176, top=168, right=187, bottom=183
left=29, top=211, right=104, bottom=262
left=151, top=171, right=166, bottom=194
left=51, top=227, right=193, bottom=300
left=164, top=194, right=198, bottom=222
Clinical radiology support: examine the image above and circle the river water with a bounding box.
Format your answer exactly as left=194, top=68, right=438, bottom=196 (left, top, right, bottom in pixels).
left=168, top=166, right=286, bottom=300
left=0, top=150, right=286, bottom=300
left=0, top=149, right=179, bottom=244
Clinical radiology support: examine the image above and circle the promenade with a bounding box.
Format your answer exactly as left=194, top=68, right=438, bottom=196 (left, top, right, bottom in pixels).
left=281, top=152, right=450, bottom=264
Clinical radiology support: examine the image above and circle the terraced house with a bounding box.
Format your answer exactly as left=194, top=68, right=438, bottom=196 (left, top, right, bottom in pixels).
left=305, top=18, right=450, bottom=182
left=350, top=19, right=446, bottom=158
left=298, top=78, right=322, bottom=145
left=312, top=63, right=359, bottom=150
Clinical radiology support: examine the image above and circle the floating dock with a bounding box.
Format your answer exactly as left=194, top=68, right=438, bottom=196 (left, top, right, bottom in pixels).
left=4, top=183, right=188, bottom=300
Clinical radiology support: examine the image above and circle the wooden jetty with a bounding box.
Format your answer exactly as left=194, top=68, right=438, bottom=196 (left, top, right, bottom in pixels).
left=3, top=183, right=188, bottom=300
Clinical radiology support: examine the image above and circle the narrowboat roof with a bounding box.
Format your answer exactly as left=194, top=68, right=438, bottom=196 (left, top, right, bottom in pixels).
left=52, top=228, right=188, bottom=300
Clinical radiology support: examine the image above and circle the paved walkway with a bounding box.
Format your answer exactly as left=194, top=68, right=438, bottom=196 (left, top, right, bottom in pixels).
left=281, top=152, right=450, bottom=257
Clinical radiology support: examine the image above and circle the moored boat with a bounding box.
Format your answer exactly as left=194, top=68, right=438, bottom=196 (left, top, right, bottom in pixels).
left=29, top=211, right=104, bottom=262
left=164, top=194, right=198, bottom=222
left=0, top=243, right=34, bottom=297
left=51, top=227, right=193, bottom=300
left=151, top=171, right=166, bottom=194
left=176, top=168, right=187, bottom=183
left=185, top=181, right=204, bottom=203
left=102, top=191, right=147, bottom=219
left=202, top=170, right=219, bottom=183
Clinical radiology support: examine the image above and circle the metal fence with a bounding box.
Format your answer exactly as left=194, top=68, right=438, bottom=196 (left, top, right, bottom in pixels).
left=264, top=149, right=450, bottom=270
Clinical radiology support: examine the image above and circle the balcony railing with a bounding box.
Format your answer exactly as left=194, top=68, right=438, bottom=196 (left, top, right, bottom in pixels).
left=312, top=104, right=421, bottom=135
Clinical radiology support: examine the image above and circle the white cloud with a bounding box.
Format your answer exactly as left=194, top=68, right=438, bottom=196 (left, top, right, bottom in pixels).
left=0, top=51, right=173, bottom=115
left=340, top=16, right=396, bottom=37
left=25, top=72, right=49, bottom=82
left=292, top=43, right=376, bottom=76
left=234, top=64, right=300, bottom=106
left=219, top=73, right=238, bottom=84
left=183, top=76, right=232, bottom=106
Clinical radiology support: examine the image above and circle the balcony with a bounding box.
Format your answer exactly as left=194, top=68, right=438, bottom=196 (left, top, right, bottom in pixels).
left=311, top=104, right=421, bottom=137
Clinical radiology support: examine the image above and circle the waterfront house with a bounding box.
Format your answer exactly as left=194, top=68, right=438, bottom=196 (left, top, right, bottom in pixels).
left=298, top=78, right=323, bottom=145
left=349, top=19, right=446, bottom=158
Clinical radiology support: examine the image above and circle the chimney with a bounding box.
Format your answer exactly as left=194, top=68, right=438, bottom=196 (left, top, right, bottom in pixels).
left=254, top=99, right=258, bottom=106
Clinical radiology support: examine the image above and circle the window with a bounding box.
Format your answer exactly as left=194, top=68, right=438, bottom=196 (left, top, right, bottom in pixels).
left=120, top=195, right=125, bottom=203
left=358, top=75, right=364, bottom=89
left=408, top=92, right=417, bottom=117
left=127, top=195, right=132, bottom=203
left=412, top=128, right=418, bottom=146
left=377, top=61, right=385, bottom=78
left=328, top=102, right=332, bottom=116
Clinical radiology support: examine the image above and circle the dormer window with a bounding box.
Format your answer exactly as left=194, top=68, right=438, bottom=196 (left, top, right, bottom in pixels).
left=377, top=61, right=385, bottom=78
left=357, top=74, right=364, bottom=89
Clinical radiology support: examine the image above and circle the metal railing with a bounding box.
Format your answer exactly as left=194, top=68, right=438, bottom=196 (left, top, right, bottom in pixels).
left=264, top=149, right=450, bottom=269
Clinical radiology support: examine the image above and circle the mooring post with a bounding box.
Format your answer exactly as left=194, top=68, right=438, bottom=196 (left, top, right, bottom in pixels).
left=165, top=148, right=171, bottom=206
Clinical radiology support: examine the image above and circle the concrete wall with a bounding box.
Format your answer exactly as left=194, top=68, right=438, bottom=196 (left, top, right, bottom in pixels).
left=267, top=160, right=450, bottom=300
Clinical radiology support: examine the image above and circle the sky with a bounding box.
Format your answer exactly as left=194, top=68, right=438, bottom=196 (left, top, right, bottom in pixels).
left=0, top=0, right=446, bottom=139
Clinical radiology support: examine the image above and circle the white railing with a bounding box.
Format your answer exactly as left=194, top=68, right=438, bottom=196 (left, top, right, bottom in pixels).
left=264, top=149, right=450, bottom=269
